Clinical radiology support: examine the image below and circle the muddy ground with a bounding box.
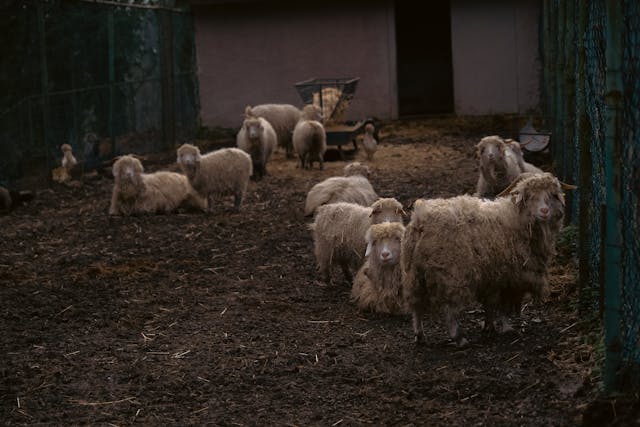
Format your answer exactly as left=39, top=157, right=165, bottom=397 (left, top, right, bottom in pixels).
left=0, top=118, right=632, bottom=425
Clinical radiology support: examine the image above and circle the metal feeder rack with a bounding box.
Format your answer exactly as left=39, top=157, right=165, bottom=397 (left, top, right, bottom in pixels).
left=294, top=77, right=364, bottom=157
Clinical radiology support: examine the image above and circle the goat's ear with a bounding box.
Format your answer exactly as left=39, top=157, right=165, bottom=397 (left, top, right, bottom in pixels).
left=557, top=192, right=567, bottom=206
left=511, top=190, right=525, bottom=208
left=365, top=241, right=373, bottom=257
left=111, top=157, right=122, bottom=177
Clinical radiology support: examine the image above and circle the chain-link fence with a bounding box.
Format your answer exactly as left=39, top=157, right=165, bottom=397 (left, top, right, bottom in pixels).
left=0, top=0, right=199, bottom=187
left=541, top=0, right=640, bottom=391
left=620, top=0, right=640, bottom=390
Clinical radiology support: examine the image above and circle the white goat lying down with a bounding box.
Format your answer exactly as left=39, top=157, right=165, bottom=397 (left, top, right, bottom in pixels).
left=109, top=155, right=205, bottom=216
left=351, top=221, right=406, bottom=314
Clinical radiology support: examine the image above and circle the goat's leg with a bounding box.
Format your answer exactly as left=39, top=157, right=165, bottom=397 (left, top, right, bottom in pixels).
left=445, top=306, right=468, bottom=347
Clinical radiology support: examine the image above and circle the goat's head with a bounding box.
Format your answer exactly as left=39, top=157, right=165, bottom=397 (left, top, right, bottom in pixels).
left=176, top=143, right=202, bottom=179
left=344, top=162, right=371, bottom=178
left=112, top=155, right=144, bottom=198
left=506, top=173, right=577, bottom=222
left=369, top=198, right=405, bottom=224
left=243, top=116, right=264, bottom=141
left=365, top=222, right=405, bottom=267
left=477, top=135, right=506, bottom=165
left=301, top=104, right=322, bottom=121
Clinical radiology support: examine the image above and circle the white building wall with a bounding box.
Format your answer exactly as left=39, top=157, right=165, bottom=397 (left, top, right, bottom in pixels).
left=193, top=2, right=397, bottom=128
left=450, top=0, right=541, bottom=115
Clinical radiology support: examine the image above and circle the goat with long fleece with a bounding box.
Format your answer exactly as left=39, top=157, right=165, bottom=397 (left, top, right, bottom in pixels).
left=402, top=173, right=576, bottom=346
left=351, top=221, right=406, bottom=314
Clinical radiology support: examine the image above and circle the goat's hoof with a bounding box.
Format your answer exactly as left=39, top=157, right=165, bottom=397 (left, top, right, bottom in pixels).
left=456, top=337, right=469, bottom=348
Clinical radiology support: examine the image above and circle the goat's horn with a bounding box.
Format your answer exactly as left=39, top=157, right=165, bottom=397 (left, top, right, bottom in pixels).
left=560, top=182, right=577, bottom=190
left=519, top=138, right=533, bottom=146
left=496, top=173, right=537, bottom=198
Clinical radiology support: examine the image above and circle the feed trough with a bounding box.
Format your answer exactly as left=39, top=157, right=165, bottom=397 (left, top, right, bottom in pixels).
left=294, top=77, right=364, bottom=158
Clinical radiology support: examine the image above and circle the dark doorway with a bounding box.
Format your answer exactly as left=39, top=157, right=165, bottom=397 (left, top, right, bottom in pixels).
left=395, top=1, right=454, bottom=116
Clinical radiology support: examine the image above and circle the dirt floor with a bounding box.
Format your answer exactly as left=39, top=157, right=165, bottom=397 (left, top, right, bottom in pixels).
left=0, top=118, right=633, bottom=425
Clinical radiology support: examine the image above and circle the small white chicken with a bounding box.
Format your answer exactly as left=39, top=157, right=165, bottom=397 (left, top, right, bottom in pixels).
left=60, top=143, right=77, bottom=170
left=362, top=123, right=378, bottom=161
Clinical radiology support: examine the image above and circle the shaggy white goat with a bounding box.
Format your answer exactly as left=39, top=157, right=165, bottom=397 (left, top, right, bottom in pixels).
left=293, top=117, right=326, bottom=170
left=351, top=221, right=406, bottom=314
left=246, top=103, right=321, bottom=158
left=505, top=139, right=544, bottom=174
left=109, top=155, right=205, bottom=216
left=310, top=198, right=405, bottom=284
left=237, top=113, right=277, bottom=180
left=304, top=174, right=378, bottom=217
left=474, top=135, right=522, bottom=198
left=402, top=173, right=576, bottom=346
left=177, top=144, right=252, bottom=212
left=343, top=162, right=371, bottom=178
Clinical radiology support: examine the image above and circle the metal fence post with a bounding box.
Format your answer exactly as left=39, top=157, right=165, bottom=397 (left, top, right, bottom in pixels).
left=555, top=1, right=566, bottom=172
left=542, top=0, right=552, bottom=121
left=576, top=0, right=594, bottom=313
left=159, top=9, right=176, bottom=150
left=603, top=0, right=624, bottom=393
left=563, top=0, right=577, bottom=221
left=108, top=8, right=116, bottom=157
left=37, top=1, right=51, bottom=180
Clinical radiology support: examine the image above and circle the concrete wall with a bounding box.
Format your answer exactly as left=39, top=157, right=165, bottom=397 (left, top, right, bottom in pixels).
left=450, top=0, right=541, bottom=115
left=193, top=1, right=397, bottom=128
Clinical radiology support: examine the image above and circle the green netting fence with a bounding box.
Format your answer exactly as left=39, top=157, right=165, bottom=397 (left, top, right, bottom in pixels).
left=0, top=0, right=199, bottom=186
left=541, top=0, right=640, bottom=392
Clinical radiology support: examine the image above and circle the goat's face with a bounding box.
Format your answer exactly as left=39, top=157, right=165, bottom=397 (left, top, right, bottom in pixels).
left=477, top=136, right=505, bottom=164
left=61, top=144, right=72, bottom=153
left=177, top=144, right=201, bottom=179
left=113, top=156, right=143, bottom=180
left=302, top=104, right=322, bottom=121
left=344, top=162, right=371, bottom=177
left=243, top=117, right=263, bottom=140
left=113, top=156, right=144, bottom=197
left=365, top=223, right=405, bottom=267
left=512, top=174, right=566, bottom=223
left=365, top=233, right=402, bottom=267
left=369, top=198, right=405, bottom=224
